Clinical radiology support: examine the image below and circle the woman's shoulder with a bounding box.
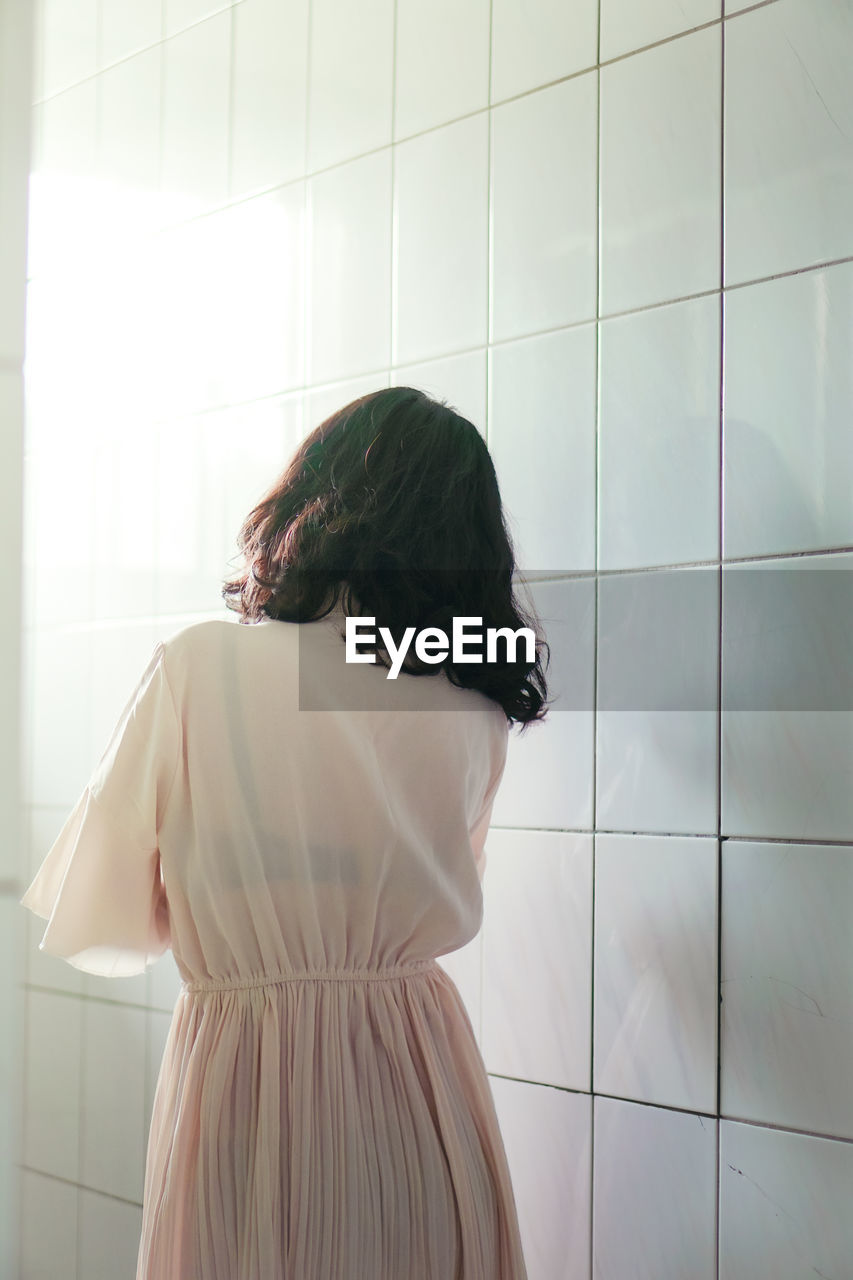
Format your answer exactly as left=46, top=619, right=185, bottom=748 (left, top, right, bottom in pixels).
left=158, top=616, right=295, bottom=673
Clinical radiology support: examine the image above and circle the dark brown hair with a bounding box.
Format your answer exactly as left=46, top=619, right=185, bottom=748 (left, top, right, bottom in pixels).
left=223, top=386, right=550, bottom=729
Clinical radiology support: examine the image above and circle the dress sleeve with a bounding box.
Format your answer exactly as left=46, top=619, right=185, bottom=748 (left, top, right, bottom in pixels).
left=19, top=641, right=181, bottom=977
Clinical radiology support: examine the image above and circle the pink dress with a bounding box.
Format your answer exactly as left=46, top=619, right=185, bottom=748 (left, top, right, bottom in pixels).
left=20, top=609, right=528, bottom=1279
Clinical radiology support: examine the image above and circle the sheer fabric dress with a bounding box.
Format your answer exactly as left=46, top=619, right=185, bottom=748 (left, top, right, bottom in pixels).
left=20, top=609, right=528, bottom=1279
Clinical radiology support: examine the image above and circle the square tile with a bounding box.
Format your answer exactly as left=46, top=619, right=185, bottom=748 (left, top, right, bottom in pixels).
left=210, top=186, right=307, bottom=403
left=393, top=114, right=489, bottom=365
left=92, top=434, right=158, bottom=621
left=25, top=443, right=96, bottom=625
left=80, top=1001, right=147, bottom=1202
left=29, top=627, right=93, bottom=807
left=161, top=12, right=231, bottom=221
left=98, top=49, right=162, bottom=238
left=20, top=1170, right=78, bottom=1280
left=231, top=0, right=309, bottom=197
left=489, top=326, right=597, bottom=574
left=594, top=834, right=718, bottom=1112
left=482, top=830, right=593, bottom=1089
left=600, top=26, right=721, bottom=314
left=593, top=1096, right=717, bottom=1280
left=491, top=0, right=597, bottom=103
left=24, top=990, right=82, bottom=1181
left=40, top=0, right=97, bottom=98
left=723, top=263, right=853, bottom=559
left=394, top=0, right=489, bottom=139
left=79, top=1188, right=144, bottom=1279
left=490, top=75, right=598, bottom=343
left=725, top=0, right=853, bottom=284
left=150, top=218, right=243, bottom=416
left=307, top=0, right=394, bottom=171
left=309, top=151, right=391, bottom=384
left=721, top=839, right=853, bottom=1138
left=601, top=0, right=719, bottom=61
left=490, top=1078, right=591, bottom=1280
left=100, top=0, right=162, bottom=66
left=721, top=555, right=853, bottom=842
left=720, top=1121, right=853, bottom=1280
left=596, top=568, right=719, bottom=835
left=598, top=294, right=721, bottom=570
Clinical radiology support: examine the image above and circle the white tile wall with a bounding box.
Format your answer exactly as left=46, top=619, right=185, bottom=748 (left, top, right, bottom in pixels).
left=98, top=50, right=163, bottom=238
left=20, top=1171, right=78, bottom=1280
left=599, top=25, right=721, bottom=314
left=598, top=294, right=720, bottom=570
left=78, top=1188, right=144, bottom=1280
left=309, top=151, right=391, bottom=383
left=724, top=262, right=853, bottom=559
left=722, top=554, right=853, bottom=843
left=482, top=830, right=593, bottom=1090
left=719, top=1121, right=853, bottom=1280
left=490, top=0, right=598, bottom=103
left=231, top=0, right=308, bottom=198
left=489, top=1077, right=591, bottom=1280
left=394, top=0, right=490, bottom=140
left=80, top=1001, right=149, bottom=1203
left=19, top=0, right=853, bottom=1275
left=161, top=13, right=232, bottom=220
left=594, top=834, right=718, bottom=1113
left=393, top=113, right=489, bottom=365
left=24, top=991, right=82, bottom=1182
left=601, top=0, right=719, bottom=61
left=721, top=839, right=853, bottom=1138
left=725, top=0, right=853, bottom=285
left=489, top=325, right=597, bottom=573
left=38, top=0, right=98, bottom=99
left=490, top=75, right=598, bottom=343
left=307, top=0, right=394, bottom=172
left=99, top=0, right=162, bottom=67
left=593, top=1096, right=717, bottom=1280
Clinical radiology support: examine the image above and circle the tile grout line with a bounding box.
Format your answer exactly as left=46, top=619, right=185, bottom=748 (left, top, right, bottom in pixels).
left=481, top=0, right=495, bottom=1052
left=715, top=7, right=726, bottom=1278
left=590, top=0, right=603, bottom=1273
left=483, top=1078, right=853, bottom=1144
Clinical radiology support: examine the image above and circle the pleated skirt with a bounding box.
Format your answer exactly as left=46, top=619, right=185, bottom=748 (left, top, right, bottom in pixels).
left=136, top=961, right=528, bottom=1279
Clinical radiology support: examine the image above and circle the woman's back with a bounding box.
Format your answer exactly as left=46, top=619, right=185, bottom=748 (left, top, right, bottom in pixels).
left=157, top=612, right=508, bottom=985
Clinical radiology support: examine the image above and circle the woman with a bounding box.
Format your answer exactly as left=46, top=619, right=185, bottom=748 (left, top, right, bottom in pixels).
left=21, top=386, right=549, bottom=1279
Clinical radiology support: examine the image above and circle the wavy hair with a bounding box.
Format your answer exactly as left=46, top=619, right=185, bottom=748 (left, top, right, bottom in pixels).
left=223, top=386, right=550, bottom=729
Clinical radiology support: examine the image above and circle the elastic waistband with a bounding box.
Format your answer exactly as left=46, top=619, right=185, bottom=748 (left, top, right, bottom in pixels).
left=182, top=959, right=438, bottom=994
